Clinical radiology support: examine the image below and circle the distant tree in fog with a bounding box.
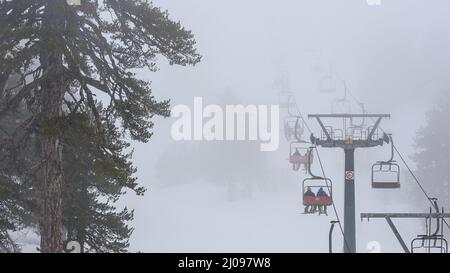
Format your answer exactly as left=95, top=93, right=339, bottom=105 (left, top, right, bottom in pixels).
left=412, top=92, right=450, bottom=207
left=156, top=89, right=274, bottom=201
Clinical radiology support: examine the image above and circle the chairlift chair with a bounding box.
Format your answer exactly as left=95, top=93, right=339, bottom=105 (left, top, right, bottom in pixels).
left=303, top=178, right=333, bottom=210
left=284, top=117, right=305, bottom=141
left=289, top=142, right=312, bottom=171
left=371, top=134, right=401, bottom=189
left=411, top=203, right=448, bottom=253
left=411, top=236, right=448, bottom=253
left=302, top=150, right=333, bottom=215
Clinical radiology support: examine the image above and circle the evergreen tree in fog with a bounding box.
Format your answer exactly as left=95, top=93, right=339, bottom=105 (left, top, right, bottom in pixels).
left=0, top=0, right=200, bottom=252
left=413, top=92, right=450, bottom=208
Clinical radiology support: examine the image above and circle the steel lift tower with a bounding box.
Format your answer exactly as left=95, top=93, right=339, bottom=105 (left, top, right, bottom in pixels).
left=308, top=114, right=390, bottom=253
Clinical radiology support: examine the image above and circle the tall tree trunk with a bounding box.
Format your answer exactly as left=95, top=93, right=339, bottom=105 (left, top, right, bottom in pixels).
left=39, top=73, right=65, bottom=253
left=38, top=2, right=66, bottom=253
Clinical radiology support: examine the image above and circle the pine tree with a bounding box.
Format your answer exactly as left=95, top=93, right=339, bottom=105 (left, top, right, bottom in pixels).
left=1, top=96, right=145, bottom=253
left=0, top=77, right=142, bottom=252
left=0, top=0, right=200, bottom=252
left=61, top=112, right=139, bottom=253
left=0, top=76, right=35, bottom=253
left=412, top=92, right=450, bottom=208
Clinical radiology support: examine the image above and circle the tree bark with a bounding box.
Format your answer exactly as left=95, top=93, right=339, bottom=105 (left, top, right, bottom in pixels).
left=38, top=2, right=67, bottom=253
left=39, top=72, right=65, bottom=253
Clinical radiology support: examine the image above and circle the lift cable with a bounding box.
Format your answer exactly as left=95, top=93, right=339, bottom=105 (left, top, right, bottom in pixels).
left=391, top=143, right=450, bottom=230
left=314, top=145, right=352, bottom=252
left=285, top=93, right=351, bottom=251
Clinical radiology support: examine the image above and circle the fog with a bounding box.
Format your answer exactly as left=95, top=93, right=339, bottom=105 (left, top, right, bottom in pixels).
left=117, top=0, right=450, bottom=253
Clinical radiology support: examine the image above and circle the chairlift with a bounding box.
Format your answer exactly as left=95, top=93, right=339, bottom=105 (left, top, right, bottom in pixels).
left=371, top=134, right=401, bottom=189
left=411, top=200, right=448, bottom=253
left=302, top=149, right=333, bottom=215
left=411, top=236, right=448, bottom=253
left=289, top=142, right=312, bottom=172
left=284, top=117, right=305, bottom=141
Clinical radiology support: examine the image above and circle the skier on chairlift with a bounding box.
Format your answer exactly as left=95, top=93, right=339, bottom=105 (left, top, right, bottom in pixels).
left=291, top=148, right=302, bottom=171
left=304, top=187, right=316, bottom=214
left=290, top=146, right=313, bottom=171
left=317, top=187, right=328, bottom=215
left=317, top=187, right=327, bottom=196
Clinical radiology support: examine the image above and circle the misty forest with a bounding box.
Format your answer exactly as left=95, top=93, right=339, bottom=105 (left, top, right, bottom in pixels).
left=1, top=0, right=450, bottom=253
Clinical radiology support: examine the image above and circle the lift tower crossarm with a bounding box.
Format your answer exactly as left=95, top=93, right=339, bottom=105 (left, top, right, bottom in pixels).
left=361, top=212, right=450, bottom=253
left=361, top=213, right=450, bottom=219
left=312, top=116, right=332, bottom=140
left=308, top=114, right=390, bottom=149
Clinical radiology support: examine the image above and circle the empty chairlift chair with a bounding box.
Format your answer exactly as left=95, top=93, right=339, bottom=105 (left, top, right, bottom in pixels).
left=284, top=117, right=305, bottom=142
left=411, top=200, right=448, bottom=253
left=371, top=134, right=401, bottom=189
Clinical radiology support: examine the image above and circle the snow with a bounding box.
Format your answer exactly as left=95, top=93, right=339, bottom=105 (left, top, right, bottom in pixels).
left=126, top=166, right=433, bottom=253
left=128, top=182, right=332, bottom=252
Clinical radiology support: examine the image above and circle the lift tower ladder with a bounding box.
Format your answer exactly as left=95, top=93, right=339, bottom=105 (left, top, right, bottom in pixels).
left=308, top=114, right=391, bottom=253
